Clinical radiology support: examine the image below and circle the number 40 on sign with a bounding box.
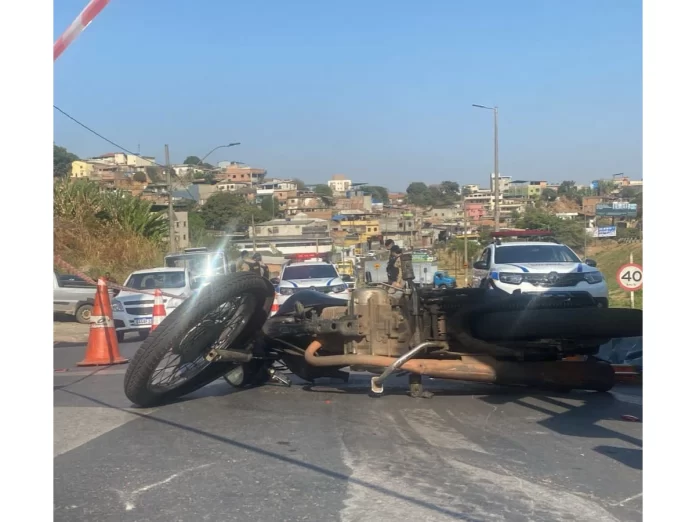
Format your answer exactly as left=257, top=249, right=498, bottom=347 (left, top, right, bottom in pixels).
left=617, top=263, right=643, bottom=291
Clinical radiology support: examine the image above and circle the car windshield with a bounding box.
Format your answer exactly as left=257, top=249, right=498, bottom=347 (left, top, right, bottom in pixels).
left=125, top=271, right=186, bottom=290
left=282, top=265, right=339, bottom=280
left=495, top=245, right=581, bottom=264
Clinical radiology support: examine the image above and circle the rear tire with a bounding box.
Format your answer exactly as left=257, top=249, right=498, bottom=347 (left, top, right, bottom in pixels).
left=124, top=274, right=274, bottom=407
left=471, top=308, right=642, bottom=342
left=75, top=303, right=92, bottom=324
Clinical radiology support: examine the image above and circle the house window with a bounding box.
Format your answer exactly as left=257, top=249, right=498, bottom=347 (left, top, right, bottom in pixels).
left=183, top=234, right=187, bottom=241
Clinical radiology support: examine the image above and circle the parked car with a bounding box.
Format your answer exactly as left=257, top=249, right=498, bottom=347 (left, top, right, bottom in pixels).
left=53, top=272, right=100, bottom=324
left=111, top=267, right=196, bottom=342
left=471, top=233, right=608, bottom=307
left=276, top=261, right=350, bottom=309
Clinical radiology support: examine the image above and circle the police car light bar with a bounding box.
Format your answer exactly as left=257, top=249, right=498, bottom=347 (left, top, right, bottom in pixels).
left=491, top=229, right=555, bottom=238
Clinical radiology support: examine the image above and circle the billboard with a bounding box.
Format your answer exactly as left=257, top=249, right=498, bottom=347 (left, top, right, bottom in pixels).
left=595, top=202, right=638, bottom=217
left=592, top=226, right=617, bottom=238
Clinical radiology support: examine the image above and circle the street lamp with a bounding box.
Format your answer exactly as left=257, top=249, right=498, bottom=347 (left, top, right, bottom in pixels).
left=472, top=104, right=500, bottom=231
left=198, top=142, right=241, bottom=166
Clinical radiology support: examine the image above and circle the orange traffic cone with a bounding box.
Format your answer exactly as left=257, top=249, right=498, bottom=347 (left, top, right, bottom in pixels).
left=77, top=277, right=129, bottom=366
left=151, top=289, right=166, bottom=331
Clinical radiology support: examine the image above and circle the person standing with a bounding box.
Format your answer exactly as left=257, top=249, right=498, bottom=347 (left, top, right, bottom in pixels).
left=386, top=245, right=403, bottom=286
left=252, top=252, right=270, bottom=279
left=236, top=250, right=250, bottom=272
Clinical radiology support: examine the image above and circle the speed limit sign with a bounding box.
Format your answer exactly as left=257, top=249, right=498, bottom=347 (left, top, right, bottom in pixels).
left=617, top=263, right=643, bottom=291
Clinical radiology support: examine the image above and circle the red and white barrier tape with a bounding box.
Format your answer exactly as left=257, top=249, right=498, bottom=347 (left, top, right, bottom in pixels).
left=53, top=255, right=183, bottom=300
left=54, top=0, right=112, bottom=61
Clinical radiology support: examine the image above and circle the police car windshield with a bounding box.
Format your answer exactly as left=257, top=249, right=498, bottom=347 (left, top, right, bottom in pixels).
left=495, top=245, right=581, bottom=264
left=283, top=265, right=338, bottom=280
left=126, top=271, right=186, bottom=290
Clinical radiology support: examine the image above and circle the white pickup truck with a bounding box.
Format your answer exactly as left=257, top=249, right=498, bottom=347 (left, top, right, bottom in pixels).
left=53, top=272, right=100, bottom=324
left=111, top=267, right=198, bottom=342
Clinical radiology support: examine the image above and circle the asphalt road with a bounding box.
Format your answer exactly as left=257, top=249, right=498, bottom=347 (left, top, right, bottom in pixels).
left=54, top=331, right=642, bottom=522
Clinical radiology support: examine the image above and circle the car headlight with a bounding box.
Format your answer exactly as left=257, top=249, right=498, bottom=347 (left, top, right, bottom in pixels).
left=331, top=284, right=348, bottom=293
left=499, top=273, right=523, bottom=285
left=166, top=297, right=183, bottom=309
left=279, top=287, right=295, bottom=296
left=111, top=300, right=124, bottom=312
left=584, top=272, right=604, bottom=284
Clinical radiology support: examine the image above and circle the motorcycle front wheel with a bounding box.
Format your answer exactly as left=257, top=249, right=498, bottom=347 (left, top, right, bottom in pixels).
left=124, top=273, right=274, bottom=407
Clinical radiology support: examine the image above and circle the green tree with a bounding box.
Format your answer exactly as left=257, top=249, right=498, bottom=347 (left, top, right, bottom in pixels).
left=183, top=156, right=202, bottom=165
left=260, top=195, right=282, bottom=218
left=293, top=178, right=307, bottom=190
left=361, top=185, right=389, bottom=202
left=557, top=180, right=577, bottom=197
left=515, top=208, right=586, bottom=250
left=541, top=188, right=557, bottom=202
left=406, top=182, right=431, bottom=206
left=440, top=181, right=460, bottom=196
left=313, top=184, right=333, bottom=198
left=53, top=144, right=79, bottom=178
left=199, top=192, right=248, bottom=231
left=146, top=166, right=163, bottom=182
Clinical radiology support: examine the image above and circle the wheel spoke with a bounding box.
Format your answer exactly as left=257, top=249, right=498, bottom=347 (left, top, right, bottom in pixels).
left=147, top=292, right=258, bottom=392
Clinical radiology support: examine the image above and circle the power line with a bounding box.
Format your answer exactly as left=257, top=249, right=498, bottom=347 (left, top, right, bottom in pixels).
left=53, top=104, right=201, bottom=202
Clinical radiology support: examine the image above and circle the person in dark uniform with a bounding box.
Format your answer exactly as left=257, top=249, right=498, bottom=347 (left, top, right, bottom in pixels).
left=238, top=252, right=262, bottom=275
left=386, top=245, right=403, bottom=286
left=252, top=252, right=270, bottom=279
left=235, top=251, right=250, bottom=272
left=384, top=239, right=394, bottom=250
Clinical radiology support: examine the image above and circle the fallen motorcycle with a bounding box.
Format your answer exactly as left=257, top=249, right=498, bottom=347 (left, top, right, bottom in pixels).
left=123, top=255, right=642, bottom=407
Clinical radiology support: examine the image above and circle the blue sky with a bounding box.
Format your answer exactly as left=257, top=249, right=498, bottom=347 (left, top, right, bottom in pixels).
left=53, top=0, right=642, bottom=191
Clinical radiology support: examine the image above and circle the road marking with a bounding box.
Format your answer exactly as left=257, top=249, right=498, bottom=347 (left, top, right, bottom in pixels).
left=448, top=460, right=621, bottom=522
left=401, top=409, right=488, bottom=454
left=112, top=464, right=214, bottom=511
left=611, top=392, right=642, bottom=406
left=53, top=406, right=153, bottom=457
left=54, top=368, right=128, bottom=376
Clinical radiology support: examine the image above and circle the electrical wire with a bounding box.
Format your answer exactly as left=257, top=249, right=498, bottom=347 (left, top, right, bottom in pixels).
left=53, top=104, right=203, bottom=202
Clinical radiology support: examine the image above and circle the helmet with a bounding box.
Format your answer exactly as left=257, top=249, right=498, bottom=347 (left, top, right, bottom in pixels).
left=252, top=252, right=262, bottom=261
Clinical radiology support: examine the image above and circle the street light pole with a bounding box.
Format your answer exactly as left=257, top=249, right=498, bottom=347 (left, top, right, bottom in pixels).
left=198, top=142, right=241, bottom=167
left=165, top=144, right=177, bottom=254
left=473, top=104, right=500, bottom=231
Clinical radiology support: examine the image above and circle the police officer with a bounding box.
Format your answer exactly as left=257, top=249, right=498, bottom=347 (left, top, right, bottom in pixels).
left=237, top=251, right=261, bottom=275
left=235, top=250, right=250, bottom=272
left=386, top=245, right=402, bottom=286
left=252, top=252, right=270, bottom=279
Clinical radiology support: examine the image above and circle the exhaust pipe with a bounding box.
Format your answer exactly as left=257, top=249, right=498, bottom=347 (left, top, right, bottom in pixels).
left=304, top=341, right=615, bottom=392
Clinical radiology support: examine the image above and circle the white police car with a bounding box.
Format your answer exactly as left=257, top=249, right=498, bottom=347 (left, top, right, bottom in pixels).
left=471, top=231, right=608, bottom=307
left=275, top=261, right=350, bottom=309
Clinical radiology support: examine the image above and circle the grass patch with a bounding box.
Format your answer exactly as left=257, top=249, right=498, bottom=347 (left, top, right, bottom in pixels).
left=590, top=242, right=643, bottom=309
left=54, top=217, right=165, bottom=283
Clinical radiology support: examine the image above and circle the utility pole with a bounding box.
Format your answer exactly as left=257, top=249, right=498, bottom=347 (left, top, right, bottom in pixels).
left=493, top=106, right=500, bottom=231
left=472, top=104, right=500, bottom=231
left=165, top=144, right=177, bottom=254
left=462, top=193, right=469, bottom=286
left=251, top=213, right=257, bottom=252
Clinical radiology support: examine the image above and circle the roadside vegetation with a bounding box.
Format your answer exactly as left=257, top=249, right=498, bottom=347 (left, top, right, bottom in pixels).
left=53, top=179, right=167, bottom=282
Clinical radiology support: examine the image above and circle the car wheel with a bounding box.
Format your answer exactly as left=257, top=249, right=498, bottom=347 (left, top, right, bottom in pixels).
left=116, top=331, right=125, bottom=343
left=75, top=303, right=92, bottom=324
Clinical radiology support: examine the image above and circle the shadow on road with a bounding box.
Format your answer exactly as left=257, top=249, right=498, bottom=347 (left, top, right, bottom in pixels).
left=59, top=387, right=482, bottom=522
left=479, top=389, right=642, bottom=470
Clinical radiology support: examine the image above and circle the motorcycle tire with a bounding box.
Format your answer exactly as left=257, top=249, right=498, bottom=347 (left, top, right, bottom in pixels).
left=124, top=273, right=275, bottom=407
left=470, top=307, right=642, bottom=342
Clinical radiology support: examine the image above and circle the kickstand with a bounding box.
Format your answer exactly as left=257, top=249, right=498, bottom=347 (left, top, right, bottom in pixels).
left=407, top=374, right=433, bottom=399
left=268, top=368, right=292, bottom=387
